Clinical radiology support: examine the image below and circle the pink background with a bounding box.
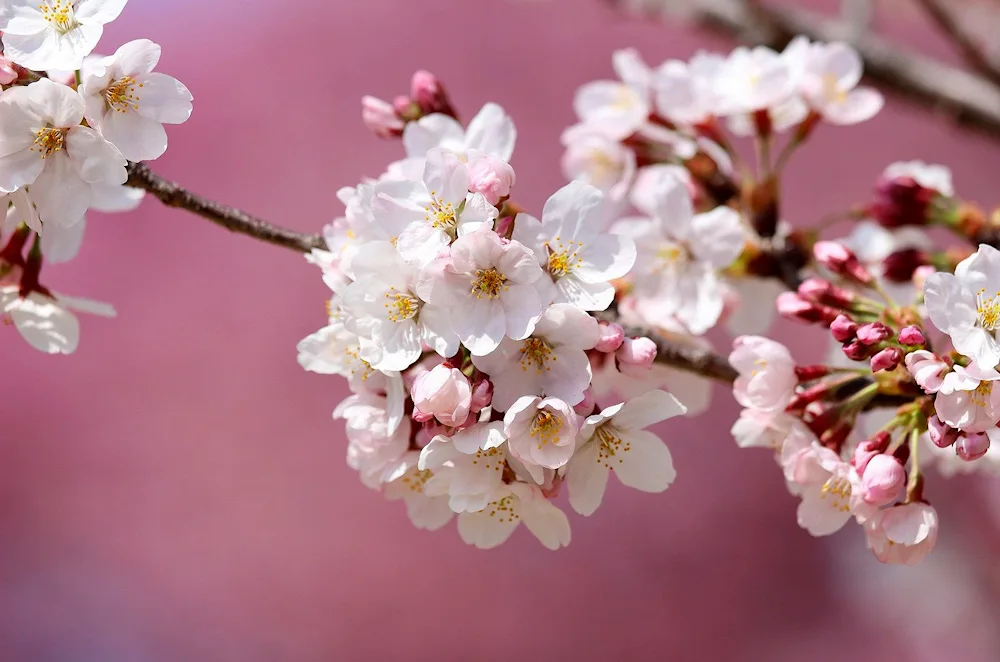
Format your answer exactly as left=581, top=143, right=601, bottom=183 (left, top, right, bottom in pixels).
left=2, top=0, right=999, bottom=659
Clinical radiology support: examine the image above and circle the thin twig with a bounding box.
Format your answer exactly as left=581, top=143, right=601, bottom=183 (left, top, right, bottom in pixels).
left=612, top=0, right=1000, bottom=139
left=913, top=0, right=1000, bottom=90
left=125, top=162, right=325, bottom=254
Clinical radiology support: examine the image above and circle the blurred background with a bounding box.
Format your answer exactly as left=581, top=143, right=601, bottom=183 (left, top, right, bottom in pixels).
left=2, top=0, right=1000, bottom=659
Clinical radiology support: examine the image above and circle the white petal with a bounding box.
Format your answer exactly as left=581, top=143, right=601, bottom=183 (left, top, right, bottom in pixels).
left=134, top=72, right=193, bottom=124
left=613, top=389, right=687, bottom=431
left=614, top=429, right=676, bottom=492
left=7, top=293, right=79, bottom=354
left=566, top=441, right=609, bottom=516
left=66, top=126, right=126, bottom=185
left=113, top=39, right=161, bottom=76
left=464, top=103, right=516, bottom=161
left=457, top=504, right=519, bottom=549
left=403, top=113, right=464, bottom=158
left=99, top=108, right=167, bottom=162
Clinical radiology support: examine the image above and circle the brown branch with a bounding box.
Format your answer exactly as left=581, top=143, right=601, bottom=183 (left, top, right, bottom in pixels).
left=612, top=0, right=1000, bottom=139
left=913, top=0, right=1000, bottom=90
left=125, top=162, right=325, bottom=254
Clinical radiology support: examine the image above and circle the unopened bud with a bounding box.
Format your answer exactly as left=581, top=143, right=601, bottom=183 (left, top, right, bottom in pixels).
left=870, top=347, right=903, bottom=372
left=617, top=337, right=657, bottom=369
left=470, top=378, right=493, bottom=412
left=595, top=322, right=625, bottom=353
left=813, top=241, right=874, bottom=286
left=861, top=454, right=906, bottom=506
left=857, top=322, right=893, bottom=346
left=882, top=248, right=930, bottom=283
left=574, top=388, right=596, bottom=416
left=853, top=440, right=880, bottom=474
left=842, top=339, right=872, bottom=361
left=776, top=292, right=839, bottom=325
left=361, top=96, right=404, bottom=138
left=411, top=70, right=453, bottom=115
left=956, top=431, right=991, bottom=462
left=928, top=415, right=959, bottom=449
left=898, top=325, right=926, bottom=346
left=870, top=175, right=936, bottom=228
left=830, top=314, right=858, bottom=342
left=797, top=277, right=856, bottom=309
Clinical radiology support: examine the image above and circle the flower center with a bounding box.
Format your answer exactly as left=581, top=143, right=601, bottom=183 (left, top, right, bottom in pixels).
left=400, top=469, right=432, bottom=494
left=822, top=74, right=847, bottom=104
left=40, top=1, right=77, bottom=33
left=423, top=191, right=457, bottom=231
left=486, top=495, right=520, bottom=523
left=529, top=410, right=563, bottom=449
left=595, top=425, right=630, bottom=468
left=104, top=76, right=143, bottom=113
left=977, top=288, right=1000, bottom=331
left=470, top=268, right=508, bottom=299
left=971, top=380, right=994, bottom=408
left=31, top=127, right=68, bottom=159
left=471, top=446, right=504, bottom=473
left=654, top=242, right=688, bottom=273
left=820, top=475, right=851, bottom=513
left=612, top=86, right=636, bottom=111
left=545, top=237, right=584, bottom=278
left=519, top=337, right=553, bottom=373
left=383, top=287, right=420, bottom=323
left=587, top=149, right=620, bottom=186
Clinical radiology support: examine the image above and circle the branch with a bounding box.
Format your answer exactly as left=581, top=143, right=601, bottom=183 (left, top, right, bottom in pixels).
left=612, top=0, right=1000, bottom=139
left=913, top=0, right=1000, bottom=90
left=125, top=162, right=325, bottom=254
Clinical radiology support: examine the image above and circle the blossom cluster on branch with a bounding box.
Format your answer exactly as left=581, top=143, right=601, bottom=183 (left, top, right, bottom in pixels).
left=5, top=3, right=999, bottom=564
left=0, top=0, right=191, bottom=352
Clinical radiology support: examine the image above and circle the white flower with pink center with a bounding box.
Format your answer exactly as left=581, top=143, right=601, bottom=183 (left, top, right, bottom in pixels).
left=904, top=350, right=948, bottom=394
left=418, top=422, right=508, bottom=514
left=653, top=51, right=725, bottom=126
left=503, top=396, right=580, bottom=471
left=341, top=241, right=457, bottom=371
left=372, top=148, right=498, bottom=266
left=513, top=180, right=635, bottom=311
left=730, top=335, right=797, bottom=413
left=714, top=45, right=795, bottom=116
left=864, top=502, right=939, bottom=565
left=731, top=408, right=800, bottom=450
left=334, top=390, right=410, bottom=490
left=456, top=482, right=571, bottom=550
left=415, top=228, right=547, bottom=356
left=570, top=49, right=652, bottom=141
left=560, top=126, right=636, bottom=206
left=471, top=303, right=600, bottom=411
left=382, top=452, right=454, bottom=532
left=0, top=0, right=127, bottom=71
left=798, top=41, right=884, bottom=125
left=566, top=390, right=686, bottom=516
left=933, top=363, right=1000, bottom=432
left=924, top=244, right=1000, bottom=370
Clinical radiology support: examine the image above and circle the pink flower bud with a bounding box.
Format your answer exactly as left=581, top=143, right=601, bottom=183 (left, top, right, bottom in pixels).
left=470, top=378, right=493, bottom=412
left=956, top=431, right=990, bottom=461
left=794, top=365, right=831, bottom=382
left=0, top=58, right=16, bottom=86
left=411, top=364, right=472, bottom=428
left=857, top=322, right=892, bottom=346
left=574, top=388, right=596, bottom=416
left=466, top=154, right=515, bottom=205
left=776, top=292, right=839, bottom=325
left=411, top=70, right=452, bottom=115
left=842, top=339, right=872, bottom=361
left=913, top=265, right=936, bottom=290
left=797, top=277, right=855, bottom=308
left=412, top=408, right=435, bottom=423
left=617, top=336, right=657, bottom=369
left=897, top=325, right=925, bottom=346
left=853, top=441, right=880, bottom=474
left=882, top=248, right=930, bottom=283
left=870, top=175, right=936, bottom=228
left=870, top=347, right=903, bottom=372
left=361, top=96, right=404, bottom=138
left=861, top=454, right=906, bottom=506
left=595, top=322, right=625, bottom=353
left=927, top=415, right=959, bottom=449
left=830, top=314, right=858, bottom=342
left=813, top=241, right=874, bottom=285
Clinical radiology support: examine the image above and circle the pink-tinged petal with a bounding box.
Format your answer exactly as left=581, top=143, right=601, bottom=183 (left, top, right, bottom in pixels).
left=509, top=212, right=544, bottom=257
left=612, top=48, right=652, bottom=93
left=464, top=103, right=516, bottom=161
left=404, top=495, right=453, bottom=531
left=614, top=429, right=676, bottom=492
left=418, top=304, right=459, bottom=357
left=500, top=283, right=543, bottom=341
left=823, top=42, right=863, bottom=90
left=534, top=303, right=601, bottom=348
left=613, top=389, right=687, bottom=431
left=450, top=228, right=501, bottom=272
left=0, top=146, right=44, bottom=191
left=566, top=441, right=608, bottom=516
left=454, top=297, right=506, bottom=356
left=454, top=192, right=497, bottom=236
left=31, top=154, right=90, bottom=227
left=573, top=81, right=648, bottom=141
left=797, top=485, right=852, bottom=536
left=514, top=485, right=571, bottom=550
left=422, top=148, right=469, bottom=206
left=541, top=180, right=605, bottom=241
left=822, top=87, right=883, bottom=125
left=402, top=113, right=464, bottom=158
left=65, top=125, right=126, bottom=185
left=652, top=175, right=695, bottom=239
left=395, top=221, right=448, bottom=268
left=113, top=39, right=161, bottom=76
left=99, top=109, right=167, bottom=162
left=135, top=72, right=193, bottom=124
left=573, top=233, right=636, bottom=283
left=29, top=77, right=84, bottom=127
left=688, top=206, right=744, bottom=268
left=496, top=240, right=543, bottom=285
left=948, top=326, right=1000, bottom=371
left=923, top=272, right=976, bottom=334
left=74, top=0, right=129, bottom=23
left=457, top=496, right=520, bottom=549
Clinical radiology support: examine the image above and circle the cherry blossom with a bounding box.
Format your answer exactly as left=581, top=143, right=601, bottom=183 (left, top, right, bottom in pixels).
left=0, top=0, right=128, bottom=71
left=864, top=503, right=939, bottom=565
left=799, top=41, right=884, bottom=125
left=80, top=38, right=193, bottom=162
left=566, top=390, right=686, bottom=516
left=570, top=49, right=652, bottom=141
left=403, top=102, right=516, bottom=162
left=504, top=396, right=580, bottom=471
left=456, top=483, right=571, bottom=550
left=730, top=336, right=797, bottom=413
left=1, top=285, right=114, bottom=354
left=382, top=452, right=454, bottom=532
left=934, top=363, right=1000, bottom=433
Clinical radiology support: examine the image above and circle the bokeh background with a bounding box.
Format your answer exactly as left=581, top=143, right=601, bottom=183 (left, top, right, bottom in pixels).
left=2, top=0, right=999, bottom=659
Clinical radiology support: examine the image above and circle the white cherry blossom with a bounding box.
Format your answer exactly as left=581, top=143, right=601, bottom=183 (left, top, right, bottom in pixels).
left=403, top=102, right=515, bottom=161
left=503, top=395, right=580, bottom=471
left=653, top=52, right=725, bottom=126
left=415, top=228, right=547, bottom=356
left=472, top=303, right=600, bottom=411
left=418, top=422, right=508, bottom=514
left=730, top=335, right=797, bottom=413
left=1, top=284, right=114, bottom=354
left=570, top=49, right=652, bottom=141
left=799, top=41, right=883, bottom=125
left=512, top=180, right=635, bottom=311
left=81, top=38, right=193, bottom=162
left=0, top=78, right=127, bottom=230
left=456, top=482, right=571, bottom=550
left=0, top=0, right=128, bottom=71
left=372, top=148, right=497, bottom=266
left=566, top=390, right=686, bottom=516
left=934, top=363, right=1000, bottom=432
left=864, top=502, right=939, bottom=565
left=382, top=452, right=454, bottom=532
left=334, top=390, right=410, bottom=489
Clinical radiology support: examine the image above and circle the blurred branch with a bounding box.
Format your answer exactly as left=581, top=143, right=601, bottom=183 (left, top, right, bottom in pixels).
left=125, top=162, right=325, bottom=254
left=913, top=0, right=1000, bottom=89
left=611, top=0, right=1000, bottom=139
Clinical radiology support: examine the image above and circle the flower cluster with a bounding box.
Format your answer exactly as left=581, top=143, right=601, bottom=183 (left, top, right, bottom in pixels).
left=0, top=0, right=192, bottom=353
left=300, top=73, right=691, bottom=549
